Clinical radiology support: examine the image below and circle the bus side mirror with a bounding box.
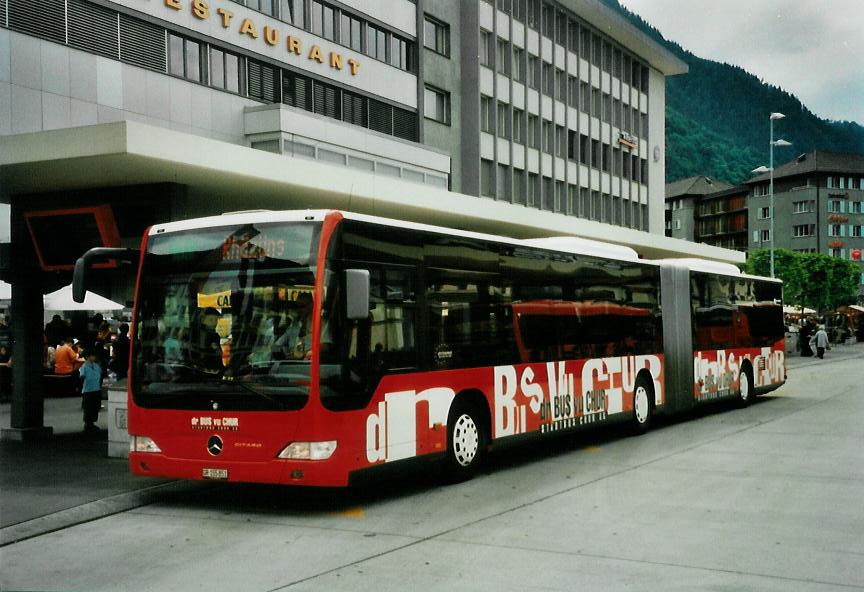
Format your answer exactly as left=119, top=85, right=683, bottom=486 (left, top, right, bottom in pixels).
left=345, top=269, right=370, bottom=320
left=72, top=256, right=88, bottom=303
left=72, top=247, right=141, bottom=303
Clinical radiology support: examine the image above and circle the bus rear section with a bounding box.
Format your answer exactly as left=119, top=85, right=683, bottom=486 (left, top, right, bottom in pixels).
left=659, top=260, right=786, bottom=414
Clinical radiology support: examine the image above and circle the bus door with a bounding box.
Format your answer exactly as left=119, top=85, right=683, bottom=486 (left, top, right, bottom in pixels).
left=659, top=263, right=694, bottom=414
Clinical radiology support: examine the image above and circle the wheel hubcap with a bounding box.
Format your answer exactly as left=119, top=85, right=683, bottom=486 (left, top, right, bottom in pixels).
left=452, top=414, right=479, bottom=467
left=740, top=372, right=750, bottom=400
left=634, top=386, right=649, bottom=424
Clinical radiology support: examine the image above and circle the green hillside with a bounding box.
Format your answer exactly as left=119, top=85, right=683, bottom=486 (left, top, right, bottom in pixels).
left=599, top=0, right=864, bottom=184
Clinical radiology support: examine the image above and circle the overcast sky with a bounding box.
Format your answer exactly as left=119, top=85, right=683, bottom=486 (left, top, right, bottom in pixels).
left=618, top=0, right=864, bottom=124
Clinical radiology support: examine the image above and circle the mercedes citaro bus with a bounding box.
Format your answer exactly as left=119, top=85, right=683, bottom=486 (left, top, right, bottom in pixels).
left=74, top=210, right=786, bottom=486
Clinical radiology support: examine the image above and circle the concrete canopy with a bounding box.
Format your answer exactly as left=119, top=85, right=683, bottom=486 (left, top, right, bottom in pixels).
left=0, top=121, right=743, bottom=265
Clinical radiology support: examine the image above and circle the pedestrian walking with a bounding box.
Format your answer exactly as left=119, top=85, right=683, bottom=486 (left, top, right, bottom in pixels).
left=79, top=351, right=103, bottom=432
left=814, top=326, right=829, bottom=359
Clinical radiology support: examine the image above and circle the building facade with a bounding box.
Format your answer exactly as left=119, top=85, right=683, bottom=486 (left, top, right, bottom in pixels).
left=1, top=0, right=686, bottom=232
left=694, top=184, right=748, bottom=252
left=2, top=0, right=721, bottom=437
left=664, top=175, right=732, bottom=241
left=746, top=151, right=864, bottom=295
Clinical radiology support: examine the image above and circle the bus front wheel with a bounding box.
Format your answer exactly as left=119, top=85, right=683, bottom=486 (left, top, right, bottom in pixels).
left=443, top=399, right=488, bottom=482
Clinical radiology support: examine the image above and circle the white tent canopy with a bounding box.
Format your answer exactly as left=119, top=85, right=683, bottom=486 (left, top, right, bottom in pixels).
left=783, top=305, right=816, bottom=315
left=43, top=284, right=124, bottom=311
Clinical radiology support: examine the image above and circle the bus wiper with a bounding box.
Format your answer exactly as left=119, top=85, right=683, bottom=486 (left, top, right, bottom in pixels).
left=232, top=381, right=286, bottom=409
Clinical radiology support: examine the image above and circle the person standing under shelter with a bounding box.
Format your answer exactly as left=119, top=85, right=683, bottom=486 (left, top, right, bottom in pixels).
left=54, top=337, right=83, bottom=375
left=79, top=351, right=102, bottom=432
left=814, top=325, right=829, bottom=359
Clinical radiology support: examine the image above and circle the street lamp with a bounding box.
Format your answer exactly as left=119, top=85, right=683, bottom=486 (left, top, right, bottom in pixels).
left=752, top=112, right=792, bottom=278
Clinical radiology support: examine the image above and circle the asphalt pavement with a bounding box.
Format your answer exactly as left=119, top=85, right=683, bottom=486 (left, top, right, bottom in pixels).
left=1, top=341, right=862, bottom=591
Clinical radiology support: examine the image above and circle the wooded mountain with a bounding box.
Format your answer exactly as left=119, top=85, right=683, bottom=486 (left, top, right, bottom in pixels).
left=600, top=0, right=864, bottom=184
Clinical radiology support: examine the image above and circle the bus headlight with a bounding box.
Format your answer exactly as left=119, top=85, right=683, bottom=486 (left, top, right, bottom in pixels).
left=278, top=441, right=337, bottom=460
left=130, top=435, right=162, bottom=453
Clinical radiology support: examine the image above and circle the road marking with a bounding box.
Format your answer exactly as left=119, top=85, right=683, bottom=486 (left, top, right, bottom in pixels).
left=330, top=506, right=365, bottom=519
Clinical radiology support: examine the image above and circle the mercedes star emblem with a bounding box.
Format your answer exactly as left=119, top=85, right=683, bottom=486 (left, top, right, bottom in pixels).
left=206, top=435, right=224, bottom=456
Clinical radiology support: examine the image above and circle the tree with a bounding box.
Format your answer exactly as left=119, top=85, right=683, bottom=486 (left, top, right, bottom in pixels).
left=746, top=249, right=859, bottom=312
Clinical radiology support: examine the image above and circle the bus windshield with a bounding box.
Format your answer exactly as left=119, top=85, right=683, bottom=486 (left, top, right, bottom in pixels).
left=133, top=221, right=321, bottom=411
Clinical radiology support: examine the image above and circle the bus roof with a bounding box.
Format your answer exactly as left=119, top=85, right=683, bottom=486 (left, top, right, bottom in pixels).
left=148, top=209, right=657, bottom=266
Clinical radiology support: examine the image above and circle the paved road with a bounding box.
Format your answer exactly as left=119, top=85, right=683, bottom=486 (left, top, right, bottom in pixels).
left=2, top=348, right=863, bottom=591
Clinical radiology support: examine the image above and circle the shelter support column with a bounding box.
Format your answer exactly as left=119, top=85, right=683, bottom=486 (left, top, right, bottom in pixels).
left=1, top=199, right=52, bottom=441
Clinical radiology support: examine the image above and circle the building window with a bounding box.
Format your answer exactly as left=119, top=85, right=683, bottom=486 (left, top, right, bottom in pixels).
left=497, top=164, right=511, bottom=200
left=555, top=125, right=566, bottom=157
left=209, top=47, right=242, bottom=93
left=481, top=159, right=495, bottom=197
left=568, top=20, right=579, bottom=52
left=424, top=86, right=450, bottom=124
left=674, top=219, right=682, bottom=230
left=480, top=96, right=494, bottom=132
left=568, top=76, right=578, bottom=107
left=828, top=199, right=844, bottom=213
left=310, top=1, right=336, bottom=41
left=555, top=69, right=566, bottom=101
left=542, top=4, right=554, bottom=38
left=542, top=62, right=554, bottom=96
left=793, top=200, right=815, bottom=213
left=542, top=120, right=554, bottom=153
left=527, top=0, right=541, bottom=30
left=242, top=0, right=276, bottom=17
left=592, top=88, right=601, bottom=117
left=527, top=173, right=539, bottom=207
left=830, top=248, right=843, bottom=259
left=851, top=201, right=862, bottom=214
left=513, top=47, right=525, bottom=82
left=761, top=229, right=771, bottom=242
left=514, top=168, right=526, bottom=204
left=168, top=34, right=202, bottom=82
left=513, top=0, right=526, bottom=22
left=641, top=159, right=648, bottom=185
left=390, top=35, right=409, bottom=69
left=852, top=225, right=862, bottom=238
left=497, top=102, right=511, bottom=139
left=423, top=15, right=450, bottom=56
left=340, top=12, right=362, bottom=52
left=528, top=55, right=539, bottom=89
left=793, top=224, right=815, bottom=237
left=580, top=82, right=590, bottom=112
left=579, top=134, right=589, bottom=165
left=513, top=108, right=525, bottom=144
left=497, top=38, right=510, bottom=75
left=591, top=139, right=600, bottom=169
left=601, top=144, right=610, bottom=172
left=480, top=30, right=493, bottom=66
left=758, top=206, right=772, bottom=219
left=828, top=224, right=843, bottom=237
left=528, top=114, right=539, bottom=148
left=279, top=0, right=304, bottom=27
left=367, top=24, right=388, bottom=62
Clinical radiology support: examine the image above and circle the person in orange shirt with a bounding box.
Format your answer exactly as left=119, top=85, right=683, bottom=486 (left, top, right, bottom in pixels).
left=54, top=338, right=84, bottom=375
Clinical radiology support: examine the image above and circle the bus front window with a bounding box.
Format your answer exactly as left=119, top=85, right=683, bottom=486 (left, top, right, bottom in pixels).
left=133, top=222, right=321, bottom=411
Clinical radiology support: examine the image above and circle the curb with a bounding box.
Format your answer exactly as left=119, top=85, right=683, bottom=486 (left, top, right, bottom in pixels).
left=0, top=480, right=207, bottom=548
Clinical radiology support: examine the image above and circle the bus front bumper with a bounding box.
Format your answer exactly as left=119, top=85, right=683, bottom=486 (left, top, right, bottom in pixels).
left=129, top=452, right=351, bottom=487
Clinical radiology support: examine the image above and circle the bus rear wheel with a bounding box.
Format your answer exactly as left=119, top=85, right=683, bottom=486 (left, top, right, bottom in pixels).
left=443, top=400, right=487, bottom=482
left=738, top=365, right=754, bottom=406
left=631, top=375, right=654, bottom=435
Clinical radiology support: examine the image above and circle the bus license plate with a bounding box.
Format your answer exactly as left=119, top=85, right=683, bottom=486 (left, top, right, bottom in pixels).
left=202, top=468, right=228, bottom=480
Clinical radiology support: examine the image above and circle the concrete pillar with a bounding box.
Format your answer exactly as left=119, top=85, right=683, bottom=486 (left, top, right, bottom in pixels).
left=1, top=198, right=52, bottom=441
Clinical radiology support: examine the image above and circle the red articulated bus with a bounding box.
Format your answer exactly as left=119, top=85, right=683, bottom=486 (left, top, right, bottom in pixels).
left=74, top=210, right=786, bottom=486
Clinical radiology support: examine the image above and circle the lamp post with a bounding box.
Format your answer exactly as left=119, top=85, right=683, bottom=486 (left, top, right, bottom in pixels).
left=752, top=113, right=792, bottom=278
